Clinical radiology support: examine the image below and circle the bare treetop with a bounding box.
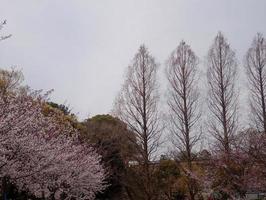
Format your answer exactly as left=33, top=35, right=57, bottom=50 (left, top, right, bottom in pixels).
left=114, top=45, right=161, bottom=160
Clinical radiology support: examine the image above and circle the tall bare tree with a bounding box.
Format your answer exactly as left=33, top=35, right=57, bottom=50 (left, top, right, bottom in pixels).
left=113, top=45, right=161, bottom=200
left=166, top=41, right=201, bottom=200
left=206, top=32, right=242, bottom=197
left=245, top=33, right=266, bottom=133
left=207, top=32, right=238, bottom=155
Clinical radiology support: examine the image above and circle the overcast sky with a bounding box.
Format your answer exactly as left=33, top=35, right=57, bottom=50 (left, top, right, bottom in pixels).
left=0, top=0, right=266, bottom=120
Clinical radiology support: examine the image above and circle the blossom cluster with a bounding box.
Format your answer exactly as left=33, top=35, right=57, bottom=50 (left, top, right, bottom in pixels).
left=0, top=91, right=106, bottom=200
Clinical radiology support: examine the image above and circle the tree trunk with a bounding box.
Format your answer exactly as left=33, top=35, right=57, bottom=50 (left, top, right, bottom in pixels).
left=1, top=177, right=7, bottom=200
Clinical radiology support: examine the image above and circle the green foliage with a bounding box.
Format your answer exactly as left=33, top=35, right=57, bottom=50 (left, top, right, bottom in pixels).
left=157, top=159, right=180, bottom=180
left=82, top=114, right=137, bottom=161
left=47, top=102, right=72, bottom=115
left=82, top=114, right=138, bottom=200
left=90, top=114, right=118, bottom=124
left=153, top=159, right=184, bottom=200
left=44, top=101, right=83, bottom=131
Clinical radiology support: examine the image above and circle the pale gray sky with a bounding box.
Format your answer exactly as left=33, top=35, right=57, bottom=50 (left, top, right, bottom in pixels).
left=0, top=0, right=266, bottom=119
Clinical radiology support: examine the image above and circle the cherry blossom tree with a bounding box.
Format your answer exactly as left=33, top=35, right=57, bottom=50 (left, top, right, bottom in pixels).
left=0, top=78, right=106, bottom=199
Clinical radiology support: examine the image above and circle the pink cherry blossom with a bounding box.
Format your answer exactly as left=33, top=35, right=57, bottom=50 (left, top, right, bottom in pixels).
left=0, top=91, right=107, bottom=200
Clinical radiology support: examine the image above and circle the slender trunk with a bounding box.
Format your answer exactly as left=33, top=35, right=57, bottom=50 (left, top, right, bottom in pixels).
left=189, top=188, right=195, bottom=200
left=1, top=177, right=7, bottom=200
left=181, top=63, right=194, bottom=200
left=182, top=69, right=192, bottom=170
left=125, top=186, right=134, bottom=200
left=218, top=41, right=230, bottom=155
left=42, top=191, right=45, bottom=200
left=50, top=193, right=55, bottom=200
left=142, top=56, right=151, bottom=200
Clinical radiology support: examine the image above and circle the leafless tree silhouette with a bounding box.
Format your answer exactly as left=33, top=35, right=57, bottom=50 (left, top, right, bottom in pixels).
left=245, top=33, right=266, bottom=134
left=113, top=45, right=162, bottom=200
left=207, top=32, right=238, bottom=155
left=166, top=40, right=201, bottom=200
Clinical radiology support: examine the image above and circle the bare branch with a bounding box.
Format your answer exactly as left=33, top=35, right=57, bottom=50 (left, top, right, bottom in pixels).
left=0, top=20, right=11, bottom=41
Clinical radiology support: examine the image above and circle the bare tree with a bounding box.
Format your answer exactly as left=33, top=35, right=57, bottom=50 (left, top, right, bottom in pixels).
left=166, top=41, right=201, bottom=200
left=244, top=34, right=266, bottom=191
left=206, top=32, right=242, bottom=197
left=245, top=33, right=266, bottom=133
left=113, top=45, right=161, bottom=200
left=207, top=32, right=238, bottom=155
